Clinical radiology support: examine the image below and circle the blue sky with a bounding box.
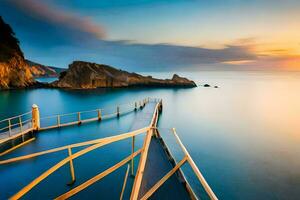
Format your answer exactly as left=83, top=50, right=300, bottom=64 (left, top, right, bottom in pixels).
left=1, top=0, right=300, bottom=71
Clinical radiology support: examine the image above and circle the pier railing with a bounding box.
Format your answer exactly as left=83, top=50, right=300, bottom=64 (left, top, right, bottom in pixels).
left=39, top=99, right=149, bottom=130
left=1, top=100, right=161, bottom=200
left=142, top=127, right=218, bottom=200
left=0, top=99, right=218, bottom=200
left=0, top=111, right=32, bottom=141
left=0, top=98, right=151, bottom=144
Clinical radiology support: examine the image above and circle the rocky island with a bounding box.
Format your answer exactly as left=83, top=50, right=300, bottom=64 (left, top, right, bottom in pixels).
left=51, top=61, right=196, bottom=89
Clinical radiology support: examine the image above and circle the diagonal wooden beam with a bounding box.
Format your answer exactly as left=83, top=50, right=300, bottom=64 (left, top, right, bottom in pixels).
left=10, top=128, right=148, bottom=200
left=55, top=149, right=142, bottom=200
left=141, top=156, right=188, bottom=200
left=120, top=164, right=130, bottom=200
left=130, top=130, right=153, bottom=200
left=172, top=128, right=218, bottom=200
left=0, top=138, right=35, bottom=157
left=8, top=101, right=161, bottom=200
left=0, top=127, right=148, bottom=165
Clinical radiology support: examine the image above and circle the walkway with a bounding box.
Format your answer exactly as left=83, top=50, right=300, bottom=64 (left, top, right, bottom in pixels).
left=0, top=99, right=218, bottom=200
left=0, top=101, right=143, bottom=199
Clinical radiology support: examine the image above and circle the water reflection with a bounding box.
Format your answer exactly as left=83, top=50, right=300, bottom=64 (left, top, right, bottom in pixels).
left=0, top=71, right=300, bottom=199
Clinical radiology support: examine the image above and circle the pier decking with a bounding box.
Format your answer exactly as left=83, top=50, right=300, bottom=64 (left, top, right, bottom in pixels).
left=0, top=98, right=217, bottom=200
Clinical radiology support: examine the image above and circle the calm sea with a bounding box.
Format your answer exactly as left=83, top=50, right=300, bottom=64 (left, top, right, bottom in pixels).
left=0, top=71, right=299, bottom=199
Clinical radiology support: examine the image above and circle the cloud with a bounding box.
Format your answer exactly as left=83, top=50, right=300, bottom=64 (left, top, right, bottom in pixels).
left=27, top=40, right=257, bottom=71
left=8, top=0, right=105, bottom=38
left=222, top=60, right=255, bottom=65
left=0, top=1, right=261, bottom=71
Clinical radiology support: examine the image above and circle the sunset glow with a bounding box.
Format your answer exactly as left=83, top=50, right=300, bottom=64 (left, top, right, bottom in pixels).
left=0, top=0, right=299, bottom=71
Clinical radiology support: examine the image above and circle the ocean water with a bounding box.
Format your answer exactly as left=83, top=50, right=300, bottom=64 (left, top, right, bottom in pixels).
left=0, top=71, right=300, bottom=199
left=35, top=77, right=58, bottom=83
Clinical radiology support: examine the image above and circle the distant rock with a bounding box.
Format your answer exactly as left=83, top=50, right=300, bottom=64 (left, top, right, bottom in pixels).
left=203, top=84, right=210, bottom=87
left=0, top=16, right=34, bottom=89
left=214, top=86, right=218, bottom=88
left=26, top=60, right=65, bottom=78
left=52, top=61, right=197, bottom=89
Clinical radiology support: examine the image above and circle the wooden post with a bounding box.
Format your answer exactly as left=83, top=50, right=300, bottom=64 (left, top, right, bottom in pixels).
left=8, top=119, right=11, bottom=137
left=97, top=109, right=102, bottom=121
left=134, top=102, right=137, bottom=111
left=78, top=112, right=81, bottom=125
left=19, top=115, right=24, bottom=142
left=32, top=104, right=40, bottom=131
left=57, top=115, right=60, bottom=127
left=120, top=164, right=130, bottom=200
left=139, top=101, right=143, bottom=109
left=131, top=136, right=135, bottom=176
left=67, top=147, right=76, bottom=186
left=19, top=116, right=23, bottom=131
left=158, top=100, right=163, bottom=113
left=117, top=106, right=120, bottom=117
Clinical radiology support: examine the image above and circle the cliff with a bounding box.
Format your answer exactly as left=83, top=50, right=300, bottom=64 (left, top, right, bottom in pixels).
left=26, top=60, right=65, bottom=78
left=0, top=16, right=34, bottom=89
left=52, top=61, right=196, bottom=89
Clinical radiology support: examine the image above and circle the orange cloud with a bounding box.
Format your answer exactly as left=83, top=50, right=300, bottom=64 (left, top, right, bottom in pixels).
left=222, top=60, right=255, bottom=65
left=272, top=55, right=300, bottom=71
left=220, top=37, right=300, bottom=70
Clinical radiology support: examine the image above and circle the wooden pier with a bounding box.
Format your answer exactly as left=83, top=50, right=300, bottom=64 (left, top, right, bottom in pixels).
left=0, top=98, right=217, bottom=200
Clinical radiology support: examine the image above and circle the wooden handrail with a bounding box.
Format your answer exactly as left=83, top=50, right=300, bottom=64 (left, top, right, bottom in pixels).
left=0, top=126, right=149, bottom=164
left=171, top=128, right=218, bottom=200
left=120, top=164, right=130, bottom=200
left=3, top=99, right=218, bottom=200
left=140, top=156, right=188, bottom=200
left=38, top=98, right=152, bottom=130
left=0, top=127, right=34, bottom=144
left=0, top=111, right=32, bottom=124
left=9, top=126, right=152, bottom=200
left=55, top=149, right=142, bottom=200
left=130, top=102, right=161, bottom=200
left=6, top=99, right=162, bottom=199
left=130, top=130, right=153, bottom=200
left=0, top=121, right=25, bottom=132
left=40, top=98, right=151, bottom=121
left=0, top=138, right=36, bottom=157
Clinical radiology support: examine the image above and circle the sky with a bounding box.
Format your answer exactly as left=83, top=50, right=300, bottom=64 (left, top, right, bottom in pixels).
left=0, top=0, right=300, bottom=71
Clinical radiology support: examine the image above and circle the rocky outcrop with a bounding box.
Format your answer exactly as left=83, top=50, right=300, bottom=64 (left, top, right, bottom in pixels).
left=0, top=16, right=34, bottom=89
left=52, top=61, right=196, bottom=89
left=0, top=54, right=34, bottom=89
left=0, top=17, right=195, bottom=89
left=26, top=60, right=65, bottom=78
